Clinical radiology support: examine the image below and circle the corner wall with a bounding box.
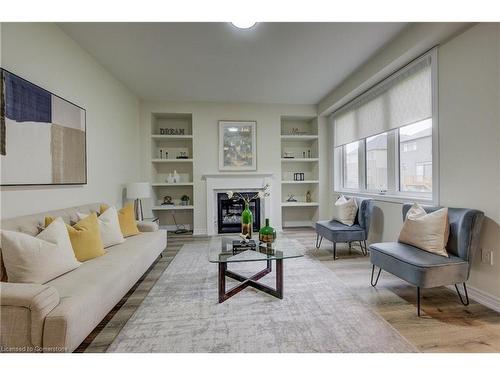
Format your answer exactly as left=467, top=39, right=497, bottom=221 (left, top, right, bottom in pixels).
left=0, top=23, right=141, bottom=218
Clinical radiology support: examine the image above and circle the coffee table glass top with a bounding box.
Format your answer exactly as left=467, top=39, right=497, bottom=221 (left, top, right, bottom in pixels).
left=208, top=236, right=305, bottom=263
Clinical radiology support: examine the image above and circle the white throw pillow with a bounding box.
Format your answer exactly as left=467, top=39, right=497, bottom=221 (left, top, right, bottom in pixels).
left=398, top=203, right=450, bottom=257
left=332, top=195, right=358, bottom=226
left=0, top=217, right=81, bottom=284
left=76, top=206, right=125, bottom=248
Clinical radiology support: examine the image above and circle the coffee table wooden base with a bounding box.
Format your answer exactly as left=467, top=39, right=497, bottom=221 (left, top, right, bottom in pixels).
left=218, top=259, right=283, bottom=303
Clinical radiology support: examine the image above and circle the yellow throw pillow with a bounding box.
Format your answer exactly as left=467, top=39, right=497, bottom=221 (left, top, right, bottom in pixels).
left=45, top=213, right=105, bottom=262
left=100, top=203, right=140, bottom=237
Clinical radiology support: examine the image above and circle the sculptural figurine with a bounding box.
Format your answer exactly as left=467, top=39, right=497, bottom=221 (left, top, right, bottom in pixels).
left=162, top=195, right=174, bottom=205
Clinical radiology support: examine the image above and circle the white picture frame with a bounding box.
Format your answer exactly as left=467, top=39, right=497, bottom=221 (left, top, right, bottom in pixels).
left=218, top=120, right=257, bottom=171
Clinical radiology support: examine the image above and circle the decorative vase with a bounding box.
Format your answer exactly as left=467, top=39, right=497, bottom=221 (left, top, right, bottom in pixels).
left=259, top=218, right=276, bottom=244
left=241, top=202, right=253, bottom=239
left=305, top=190, right=312, bottom=203
left=173, top=170, right=180, bottom=183
left=166, top=173, right=174, bottom=183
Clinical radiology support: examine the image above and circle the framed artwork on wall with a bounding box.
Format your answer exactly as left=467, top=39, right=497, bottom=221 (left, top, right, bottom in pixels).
left=218, top=120, right=257, bottom=171
left=0, top=68, right=87, bottom=186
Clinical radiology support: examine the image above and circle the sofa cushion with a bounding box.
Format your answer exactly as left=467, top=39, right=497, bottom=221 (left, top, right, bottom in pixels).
left=398, top=203, right=449, bottom=257
left=369, top=242, right=468, bottom=288
left=76, top=206, right=125, bottom=248
left=101, top=203, right=140, bottom=238
left=316, top=220, right=366, bottom=243
left=0, top=203, right=101, bottom=284
left=46, top=213, right=105, bottom=262
left=332, top=195, right=358, bottom=226
left=0, top=218, right=81, bottom=284
left=42, top=230, right=166, bottom=352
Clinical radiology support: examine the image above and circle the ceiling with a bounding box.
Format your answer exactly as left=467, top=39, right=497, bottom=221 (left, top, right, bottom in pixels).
left=58, top=22, right=407, bottom=105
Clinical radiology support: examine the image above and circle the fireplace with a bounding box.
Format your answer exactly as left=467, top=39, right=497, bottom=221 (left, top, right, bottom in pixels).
left=217, top=192, right=261, bottom=234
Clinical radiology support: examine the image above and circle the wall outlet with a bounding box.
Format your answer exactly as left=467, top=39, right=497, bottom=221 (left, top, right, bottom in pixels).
left=481, top=249, right=494, bottom=266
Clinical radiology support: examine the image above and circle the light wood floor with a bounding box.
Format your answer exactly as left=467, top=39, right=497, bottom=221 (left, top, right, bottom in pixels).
left=79, top=228, right=500, bottom=353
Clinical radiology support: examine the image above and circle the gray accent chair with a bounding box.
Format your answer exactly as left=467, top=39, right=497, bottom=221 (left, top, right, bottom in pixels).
left=369, top=204, right=484, bottom=317
left=315, top=197, right=374, bottom=260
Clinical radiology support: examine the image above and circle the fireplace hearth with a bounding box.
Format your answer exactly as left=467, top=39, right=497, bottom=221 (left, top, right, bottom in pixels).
left=217, top=192, right=261, bottom=234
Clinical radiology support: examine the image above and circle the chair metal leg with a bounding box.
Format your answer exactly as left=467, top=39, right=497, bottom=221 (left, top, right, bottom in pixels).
left=417, top=287, right=421, bottom=317
left=370, top=264, right=381, bottom=286
left=348, top=242, right=352, bottom=255
left=333, top=242, right=337, bottom=260
left=315, top=234, right=323, bottom=249
left=359, top=241, right=368, bottom=256
left=455, top=283, right=470, bottom=306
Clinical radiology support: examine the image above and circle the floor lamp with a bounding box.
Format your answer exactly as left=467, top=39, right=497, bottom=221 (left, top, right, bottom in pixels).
left=127, top=182, right=150, bottom=221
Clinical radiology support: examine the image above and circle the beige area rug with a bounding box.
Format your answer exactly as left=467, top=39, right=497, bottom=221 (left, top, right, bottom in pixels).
left=107, top=241, right=418, bottom=353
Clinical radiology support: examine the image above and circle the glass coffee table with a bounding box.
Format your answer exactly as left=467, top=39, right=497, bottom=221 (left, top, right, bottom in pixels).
left=208, top=236, right=304, bottom=303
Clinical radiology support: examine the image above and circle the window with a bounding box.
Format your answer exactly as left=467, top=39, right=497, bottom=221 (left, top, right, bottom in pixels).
left=403, top=142, right=417, bottom=152
left=399, top=119, right=432, bottom=193
left=332, top=50, right=437, bottom=203
left=366, top=133, right=387, bottom=191
left=342, top=141, right=359, bottom=189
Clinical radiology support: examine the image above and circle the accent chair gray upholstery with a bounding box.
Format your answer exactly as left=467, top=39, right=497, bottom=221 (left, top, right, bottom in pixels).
left=315, top=197, right=374, bottom=260
left=369, top=204, right=484, bottom=316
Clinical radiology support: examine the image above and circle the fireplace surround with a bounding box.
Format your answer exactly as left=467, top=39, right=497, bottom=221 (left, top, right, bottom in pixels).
left=202, top=173, right=276, bottom=236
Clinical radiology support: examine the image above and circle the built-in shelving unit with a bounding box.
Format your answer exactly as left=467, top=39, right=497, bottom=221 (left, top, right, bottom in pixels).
left=150, top=113, right=194, bottom=232
left=280, top=115, right=320, bottom=228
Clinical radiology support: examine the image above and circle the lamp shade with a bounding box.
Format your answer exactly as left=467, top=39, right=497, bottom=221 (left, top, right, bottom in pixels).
left=126, top=182, right=150, bottom=199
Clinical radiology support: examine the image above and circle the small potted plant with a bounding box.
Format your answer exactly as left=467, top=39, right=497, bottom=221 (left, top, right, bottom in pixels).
left=180, top=194, right=190, bottom=206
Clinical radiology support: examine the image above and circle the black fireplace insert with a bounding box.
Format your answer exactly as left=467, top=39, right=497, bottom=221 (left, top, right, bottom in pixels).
left=217, top=192, right=261, bottom=234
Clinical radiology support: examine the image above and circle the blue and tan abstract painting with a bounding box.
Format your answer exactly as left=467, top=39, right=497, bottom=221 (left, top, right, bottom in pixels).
left=0, top=69, right=86, bottom=185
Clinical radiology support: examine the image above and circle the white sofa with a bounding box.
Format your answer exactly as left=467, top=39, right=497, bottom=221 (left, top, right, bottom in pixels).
left=0, top=203, right=167, bottom=352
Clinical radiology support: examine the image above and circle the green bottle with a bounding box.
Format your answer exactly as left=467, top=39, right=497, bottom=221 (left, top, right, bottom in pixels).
left=259, top=218, right=276, bottom=244
left=241, top=202, right=253, bottom=239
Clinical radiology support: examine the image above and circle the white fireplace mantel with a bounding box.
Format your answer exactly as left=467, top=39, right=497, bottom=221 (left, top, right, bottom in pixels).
left=204, top=173, right=276, bottom=236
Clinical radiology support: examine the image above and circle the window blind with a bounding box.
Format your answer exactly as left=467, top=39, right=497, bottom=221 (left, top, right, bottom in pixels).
left=332, top=54, right=432, bottom=147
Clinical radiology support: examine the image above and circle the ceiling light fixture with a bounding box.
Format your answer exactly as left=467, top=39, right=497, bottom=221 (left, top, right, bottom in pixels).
left=231, top=21, right=257, bottom=30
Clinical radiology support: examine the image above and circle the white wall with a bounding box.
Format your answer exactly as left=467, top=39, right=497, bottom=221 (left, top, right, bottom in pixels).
left=139, top=101, right=318, bottom=235
left=0, top=23, right=140, bottom=218
left=324, top=23, right=500, bottom=304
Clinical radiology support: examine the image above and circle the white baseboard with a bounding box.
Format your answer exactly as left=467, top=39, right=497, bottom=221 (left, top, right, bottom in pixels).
left=193, top=228, right=207, bottom=236
left=446, top=284, right=500, bottom=313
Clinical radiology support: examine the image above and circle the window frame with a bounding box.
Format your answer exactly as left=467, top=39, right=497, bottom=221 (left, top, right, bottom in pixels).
left=332, top=49, right=439, bottom=205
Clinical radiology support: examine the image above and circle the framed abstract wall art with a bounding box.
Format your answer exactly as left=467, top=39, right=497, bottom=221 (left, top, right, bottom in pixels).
left=218, top=120, right=256, bottom=171
left=0, top=68, right=87, bottom=186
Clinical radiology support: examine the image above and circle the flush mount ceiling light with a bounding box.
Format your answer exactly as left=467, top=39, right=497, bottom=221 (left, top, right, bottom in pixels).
left=231, top=21, right=257, bottom=29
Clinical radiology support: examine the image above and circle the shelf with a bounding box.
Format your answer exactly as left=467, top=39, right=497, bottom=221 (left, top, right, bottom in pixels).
left=151, top=135, right=193, bottom=140
left=281, top=202, right=319, bottom=207
left=280, top=135, right=318, bottom=141
left=281, top=180, right=319, bottom=184
left=281, top=158, right=319, bottom=162
left=151, top=159, right=193, bottom=163
left=151, top=182, right=194, bottom=187
left=152, top=205, right=194, bottom=211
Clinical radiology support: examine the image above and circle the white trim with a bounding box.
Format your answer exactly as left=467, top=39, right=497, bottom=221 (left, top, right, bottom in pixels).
left=446, top=285, right=500, bottom=313
left=430, top=48, right=440, bottom=206
left=334, top=190, right=433, bottom=205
